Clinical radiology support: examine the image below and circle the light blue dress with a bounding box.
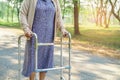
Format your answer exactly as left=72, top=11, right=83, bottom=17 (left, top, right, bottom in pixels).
left=22, top=0, right=55, bottom=77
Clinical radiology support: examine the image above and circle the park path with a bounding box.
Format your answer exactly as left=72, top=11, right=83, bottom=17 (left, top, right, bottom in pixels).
left=0, top=27, right=120, bottom=80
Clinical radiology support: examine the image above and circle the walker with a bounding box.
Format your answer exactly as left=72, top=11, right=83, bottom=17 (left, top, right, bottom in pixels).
left=18, top=32, right=71, bottom=80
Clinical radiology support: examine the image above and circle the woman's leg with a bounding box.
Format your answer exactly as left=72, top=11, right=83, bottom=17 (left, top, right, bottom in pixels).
left=29, top=72, right=46, bottom=80
left=39, top=72, right=46, bottom=80
left=29, top=72, right=35, bottom=80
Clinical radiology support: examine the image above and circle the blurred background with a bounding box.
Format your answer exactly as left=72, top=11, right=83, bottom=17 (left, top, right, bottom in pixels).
left=0, top=0, right=120, bottom=57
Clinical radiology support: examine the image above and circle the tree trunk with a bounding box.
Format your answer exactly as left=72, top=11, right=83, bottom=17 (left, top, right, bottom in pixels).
left=74, top=1, right=80, bottom=35
left=63, top=0, right=65, bottom=19
left=96, top=8, right=99, bottom=26
left=99, top=11, right=103, bottom=27
left=90, top=2, right=96, bottom=24
left=12, top=6, right=14, bottom=22
left=17, top=0, right=20, bottom=22
left=105, top=11, right=112, bottom=28
left=1, top=0, right=4, bottom=19
left=7, top=2, right=10, bottom=22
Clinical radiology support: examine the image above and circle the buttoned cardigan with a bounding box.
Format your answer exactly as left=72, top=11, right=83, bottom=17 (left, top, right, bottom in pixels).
left=19, top=0, right=65, bottom=37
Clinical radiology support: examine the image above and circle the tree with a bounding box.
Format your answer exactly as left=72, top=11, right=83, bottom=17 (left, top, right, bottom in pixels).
left=89, top=0, right=114, bottom=28
left=0, top=0, right=4, bottom=19
left=7, top=0, right=11, bottom=22
left=59, top=0, right=73, bottom=19
left=10, top=0, right=16, bottom=22
left=109, top=0, right=120, bottom=22
left=73, top=0, right=80, bottom=35
left=60, top=0, right=80, bottom=35
left=16, top=0, right=23, bottom=21
left=95, top=0, right=108, bottom=27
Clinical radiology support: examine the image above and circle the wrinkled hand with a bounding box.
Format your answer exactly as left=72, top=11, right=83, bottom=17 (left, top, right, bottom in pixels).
left=62, top=29, right=69, bottom=37
left=24, top=28, right=33, bottom=40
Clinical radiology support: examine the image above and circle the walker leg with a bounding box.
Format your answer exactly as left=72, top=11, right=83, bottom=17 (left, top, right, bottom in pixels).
left=33, top=33, right=39, bottom=80
left=60, top=35, right=63, bottom=80
left=68, top=33, right=71, bottom=80
left=18, top=35, right=24, bottom=80
left=18, top=38, right=20, bottom=80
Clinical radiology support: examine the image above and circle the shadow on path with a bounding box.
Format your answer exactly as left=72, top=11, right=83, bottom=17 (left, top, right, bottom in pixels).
left=0, top=27, right=120, bottom=80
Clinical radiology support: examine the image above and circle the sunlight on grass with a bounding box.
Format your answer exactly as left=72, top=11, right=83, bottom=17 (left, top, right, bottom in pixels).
left=0, top=20, right=20, bottom=29
left=67, top=26, right=120, bottom=49
left=65, top=24, right=120, bottom=58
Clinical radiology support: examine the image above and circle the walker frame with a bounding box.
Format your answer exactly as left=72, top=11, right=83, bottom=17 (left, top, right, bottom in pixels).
left=18, top=32, right=71, bottom=80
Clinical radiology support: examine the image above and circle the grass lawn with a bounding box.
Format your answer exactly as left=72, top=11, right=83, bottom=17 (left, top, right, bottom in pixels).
left=0, top=20, right=20, bottom=29
left=66, top=24, right=120, bottom=59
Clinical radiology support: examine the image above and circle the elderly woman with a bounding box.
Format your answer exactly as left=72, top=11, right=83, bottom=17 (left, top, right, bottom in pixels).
left=19, top=0, right=68, bottom=80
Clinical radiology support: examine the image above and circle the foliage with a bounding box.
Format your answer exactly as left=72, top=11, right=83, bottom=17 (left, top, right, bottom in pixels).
left=0, top=2, right=7, bottom=19
left=0, top=0, right=120, bottom=25
left=0, top=0, right=23, bottom=22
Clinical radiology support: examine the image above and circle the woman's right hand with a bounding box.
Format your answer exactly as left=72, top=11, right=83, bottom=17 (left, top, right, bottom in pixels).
left=24, top=28, right=33, bottom=39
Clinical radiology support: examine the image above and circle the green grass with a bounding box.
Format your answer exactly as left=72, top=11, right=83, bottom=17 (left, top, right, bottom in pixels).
left=0, top=21, right=20, bottom=29
left=66, top=24, right=120, bottom=50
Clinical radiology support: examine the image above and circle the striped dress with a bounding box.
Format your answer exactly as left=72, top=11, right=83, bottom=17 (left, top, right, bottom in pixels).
left=22, top=0, right=55, bottom=77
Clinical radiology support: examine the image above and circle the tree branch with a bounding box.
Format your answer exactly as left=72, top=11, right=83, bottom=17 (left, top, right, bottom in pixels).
left=109, top=0, right=120, bottom=22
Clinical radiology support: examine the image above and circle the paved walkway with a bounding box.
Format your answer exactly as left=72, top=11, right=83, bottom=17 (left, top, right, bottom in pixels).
left=0, top=27, right=120, bottom=80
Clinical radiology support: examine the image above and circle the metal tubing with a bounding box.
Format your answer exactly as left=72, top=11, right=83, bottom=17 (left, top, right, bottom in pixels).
left=32, top=33, right=39, bottom=80
left=55, top=42, right=69, bottom=45
left=18, top=32, right=71, bottom=80
left=35, top=66, right=70, bottom=72
left=68, top=33, right=71, bottom=80
left=38, top=43, right=54, bottom=46
left=60, top=34, right=63, bottom=80
left=18, top=35, right=24, bottom=80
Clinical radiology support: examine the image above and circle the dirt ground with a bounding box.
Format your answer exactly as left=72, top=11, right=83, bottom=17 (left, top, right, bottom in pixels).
left=0, top=27, right=120, bottom=80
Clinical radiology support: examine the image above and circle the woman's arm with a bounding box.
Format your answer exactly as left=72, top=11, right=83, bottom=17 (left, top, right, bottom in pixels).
left=56, top=0, right=64, bottom=31
left=19, top=0, right=32, bottom=38
left=56, top=0, right=68, bottom=37
left=19, top=0, right=29, bottom=31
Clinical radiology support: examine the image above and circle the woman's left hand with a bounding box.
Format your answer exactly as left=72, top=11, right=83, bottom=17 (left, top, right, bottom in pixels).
left=62, top=29, right=69, bottom=37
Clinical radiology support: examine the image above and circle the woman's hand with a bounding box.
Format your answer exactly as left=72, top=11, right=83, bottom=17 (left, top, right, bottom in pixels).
left=62, top=29, right=69, bottom=37
left=24, top=28, right=33, bottom=40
